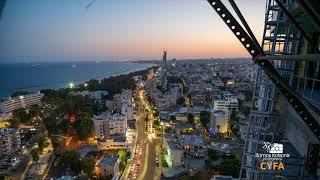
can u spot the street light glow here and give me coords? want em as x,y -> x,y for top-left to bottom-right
69,82 -> 74,88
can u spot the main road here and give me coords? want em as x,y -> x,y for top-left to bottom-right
122,89 -> 161,180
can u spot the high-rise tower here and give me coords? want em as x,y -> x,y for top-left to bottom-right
162,50 -> 167,67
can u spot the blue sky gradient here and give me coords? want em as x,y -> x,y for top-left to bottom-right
0,0 -> 266,62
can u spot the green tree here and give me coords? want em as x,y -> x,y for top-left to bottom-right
176,97 -> 185,105
208,149 -> 218,160
11,91 -> 29,97
29,105 -> 42,119
38,136 -> 49,153
200,111 -> 210,127
60,151 -> 82,174
75,112 -> 93,140
187,113 -> 194,124
30,148 -> 39,162
51,136 -> 60,153
43,113 -> 57,135
219,158 -> 240,178
9,119 -> 20,128
81,159 -> 95,176
239,106 -> 250,117
13,109 -> 31,124
86,79 -> 100,91
118,150 -> 127,161
170,115 -> 176,123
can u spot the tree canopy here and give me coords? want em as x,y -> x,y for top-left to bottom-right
219,157 -> 240,178
200,111 -> 210,127
75,112 -> 93,140
10,90 -> 29,97
12,109 -> 30,124
60,151 -> 82,174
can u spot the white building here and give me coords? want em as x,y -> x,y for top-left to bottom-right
210,110 -> 230,134
163,135 -> 183,167
0,128 -> 21,156
71,90 -> 108,102
121,101 -> 133,121
109,113 -> 127,136
0,92 -> 43,114
92,112 -> 127,139
92,112 -> 111,139
98,136 -> 132,150
213,92 -> 238,111
95,155 -> 120,178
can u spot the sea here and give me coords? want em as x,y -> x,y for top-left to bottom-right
0,61 -> 154,98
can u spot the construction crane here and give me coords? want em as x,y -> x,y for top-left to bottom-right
206,0 -> 320,179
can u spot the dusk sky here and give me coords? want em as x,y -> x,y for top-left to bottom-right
0,0 -> 266,62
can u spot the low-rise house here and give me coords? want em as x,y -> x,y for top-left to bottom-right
178,135 -> 206,158
98,136 -> 132,150
174,123 -> 193,135
163,134 -> 183,167
95,155 -> 120,177
175,113 -> 188,123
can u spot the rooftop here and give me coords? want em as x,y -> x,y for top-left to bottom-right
0,128 -> 18,138
211,110 -> 228,116
178,135 -> 204,146
92,112 -> 111,121
174,123 -> 193,130
167,140 -> 181,150
112,136 -> 126,142
214,91 -> 238,101
97,155 -> 119,168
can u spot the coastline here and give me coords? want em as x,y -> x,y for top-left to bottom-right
2,62 -> 155,98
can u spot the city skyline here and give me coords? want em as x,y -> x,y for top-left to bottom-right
0,0 -> 265,62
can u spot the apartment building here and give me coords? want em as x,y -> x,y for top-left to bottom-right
0,92 -> 43,114
210,110 -> 230,134
0,128 -> 21,157
121,101 -> 133,121
92,112 -> 111,139
92,112 -> 127,139
213,92 -> 238,111
109,113 -> 127,136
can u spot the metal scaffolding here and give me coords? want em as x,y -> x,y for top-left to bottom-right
206,0 -> 320,179
240,0 -> 306,179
